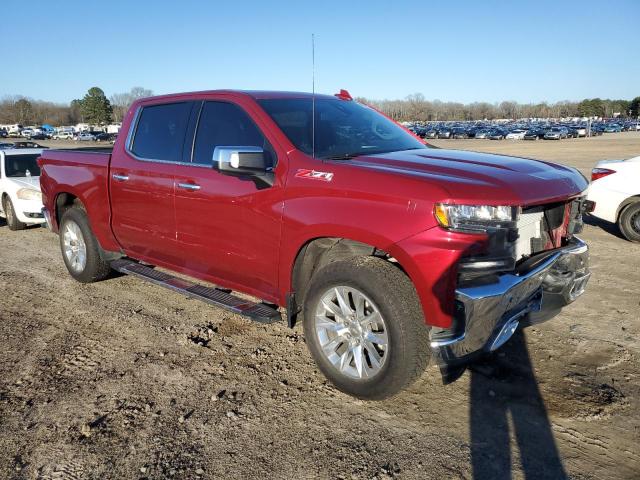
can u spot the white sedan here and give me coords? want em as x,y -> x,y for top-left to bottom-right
505,129 -> 526,140
587,155 -> 640,242
0,148 -> 45,230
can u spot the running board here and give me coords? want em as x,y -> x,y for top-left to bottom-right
111,259 -> 282,323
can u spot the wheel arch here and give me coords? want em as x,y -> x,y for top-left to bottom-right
616,195 -> 640,222
287,236 -> 412,327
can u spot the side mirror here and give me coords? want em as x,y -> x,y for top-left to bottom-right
213,146 -> 267,176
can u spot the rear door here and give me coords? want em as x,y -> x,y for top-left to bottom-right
172,99 -> 283,300
110,101 -> 195,266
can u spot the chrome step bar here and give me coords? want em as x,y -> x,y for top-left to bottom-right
111,259 -> 282,324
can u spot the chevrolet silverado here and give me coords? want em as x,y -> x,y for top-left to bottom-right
38,90 -> 591,399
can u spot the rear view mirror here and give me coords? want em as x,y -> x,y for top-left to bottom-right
213,146 -> 267,176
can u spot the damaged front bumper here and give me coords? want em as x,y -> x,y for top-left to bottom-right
430,236 -> 590,378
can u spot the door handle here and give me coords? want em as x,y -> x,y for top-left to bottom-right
112,174 -> 129,181
177,183 -> 201,191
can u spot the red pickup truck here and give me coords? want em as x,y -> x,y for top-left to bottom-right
38,90 -> 591,399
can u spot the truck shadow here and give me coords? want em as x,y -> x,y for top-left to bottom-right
468,329 -> 567,479
583,214 -> 626,241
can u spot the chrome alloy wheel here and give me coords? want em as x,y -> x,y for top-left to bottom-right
314,286 -> 389,379
63,220 -> 87,273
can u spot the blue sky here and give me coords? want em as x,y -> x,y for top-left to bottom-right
3,0 -> 638,104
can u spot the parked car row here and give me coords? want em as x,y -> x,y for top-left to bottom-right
408,119 -> 639,141
0,127 -> 117,143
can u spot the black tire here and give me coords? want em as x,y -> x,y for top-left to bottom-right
59,206 -> 112,282
3,196 -> 26,231
303,256 -> 430,400
618,202 -> 640,243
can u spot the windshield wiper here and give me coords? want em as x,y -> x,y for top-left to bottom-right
323,153 -> 364,160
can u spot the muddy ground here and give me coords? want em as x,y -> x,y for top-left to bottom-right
1,133 -> 639,479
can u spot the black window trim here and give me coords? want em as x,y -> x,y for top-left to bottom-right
126,99 -> 278,170
187,99 -> 276,169
125,101 -> 197,166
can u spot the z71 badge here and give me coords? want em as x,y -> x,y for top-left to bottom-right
295,169 -> 334,182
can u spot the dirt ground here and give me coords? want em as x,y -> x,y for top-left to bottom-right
1,133 -> 639,479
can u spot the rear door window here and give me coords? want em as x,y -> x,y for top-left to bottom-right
131,102 -> 193,161
192,101 -> 274,167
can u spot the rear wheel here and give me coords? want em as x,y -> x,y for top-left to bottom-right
59,207 -> 112,282
303,256 -> 430,399
3,197 -> 26,231
618,202 -> 640,243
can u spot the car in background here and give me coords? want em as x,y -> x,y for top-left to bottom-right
603,124 -> 622,133
588,155 -> 640,242
474,129 -> 490,139
53,131 -> 74,140
566,127 -> 579,139
544,127 -> 568,140
523,128 -> 545,140
572,126 -> 587,137
94,132 -> 116,142
11,141 -> 48,149
505,129 -> 526,140
27,132 -> 48,140
425,129 -> 438,139
0,142 -> 14,149
437,128 -> 452,139
451,128 -> 469,139
0,148 -> 45,230
0,129 -> 7,138
75,132 -> 96,141
488,129 -> 506,140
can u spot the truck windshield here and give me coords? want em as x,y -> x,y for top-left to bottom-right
4,154 -> 41,177
258,98 -> 426,159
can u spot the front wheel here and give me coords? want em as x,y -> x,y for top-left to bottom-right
618,202 -> 640,242
3,197 -> 26,231
303,256 -> 430,399
59,207 -> 112,282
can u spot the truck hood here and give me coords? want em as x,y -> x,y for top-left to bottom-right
345,148 -> 588,205
8,176 -> 41,191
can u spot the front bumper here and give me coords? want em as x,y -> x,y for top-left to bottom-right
430,237 -> 589,371
14,198 -> 46,224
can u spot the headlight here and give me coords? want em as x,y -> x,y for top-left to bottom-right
16,188 -> 42,201
434,203 -> 520,232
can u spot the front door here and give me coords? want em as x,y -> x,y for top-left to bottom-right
173,100 -> 283,300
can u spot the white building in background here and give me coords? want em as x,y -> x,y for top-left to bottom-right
106,124 -> 121,134
73,123 -> 121,133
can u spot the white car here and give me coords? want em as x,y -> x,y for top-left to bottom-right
505,129 -> 526,140
0,148 -> 45,230
53,131 -> 74,140
587,155 -> 640,242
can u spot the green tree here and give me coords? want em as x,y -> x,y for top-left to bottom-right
79,87 -> 113,124
629,97 -> 640,117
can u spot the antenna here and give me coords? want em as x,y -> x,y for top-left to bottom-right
312,33 -> 316,159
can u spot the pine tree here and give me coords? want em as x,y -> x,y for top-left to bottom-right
79,87 -> 113,125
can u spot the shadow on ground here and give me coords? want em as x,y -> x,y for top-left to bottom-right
468,330 -> 567,479
584,214 -> 626,241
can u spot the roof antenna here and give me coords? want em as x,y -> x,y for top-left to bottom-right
312,33 -> 316,159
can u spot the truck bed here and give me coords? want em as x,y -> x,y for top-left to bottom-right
38,148 -> 116,250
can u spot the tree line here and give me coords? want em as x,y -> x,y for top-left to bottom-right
357,94 -> 640,122
0,86 -> 153,126
1,88 -> 639,125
